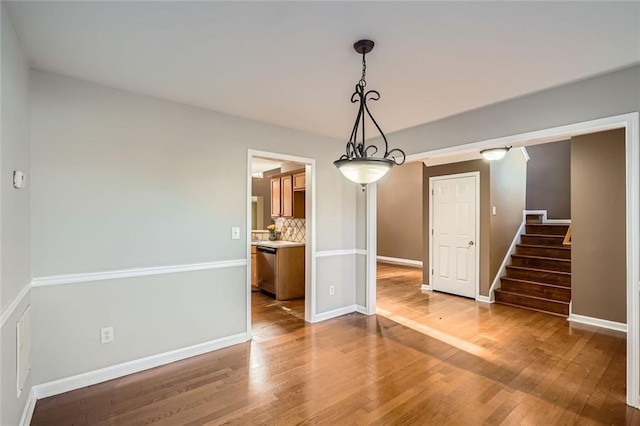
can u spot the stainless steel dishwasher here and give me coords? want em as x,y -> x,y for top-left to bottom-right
256,245 -> 277,295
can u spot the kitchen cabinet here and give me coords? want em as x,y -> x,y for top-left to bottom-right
293,171 -> 305,191
271,169 -> 305,219
270,178 -> 281,217
281,174 -> 293,217
256,245 -> 305,300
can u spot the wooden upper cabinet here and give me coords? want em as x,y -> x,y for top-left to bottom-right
281,175 -> 293,217
271,170 -> 305,219
293,172 -> 306,191
271,178 -> 281,217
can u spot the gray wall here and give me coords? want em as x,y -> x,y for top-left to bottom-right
377,161 -> 423,261
571,129 -> 626,323
362,65 -> 639,302
386,65 -> 640,156
490,149 -> 528,282
1,5 -> 33,424
526,140 -> 571,219
423,160 -> 491,294
29,71 -> 359,385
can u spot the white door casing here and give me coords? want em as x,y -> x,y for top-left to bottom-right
430,173 -> 479,298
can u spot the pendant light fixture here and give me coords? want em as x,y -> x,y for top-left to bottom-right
480,146 -> 511,161
334,39 -> 405,185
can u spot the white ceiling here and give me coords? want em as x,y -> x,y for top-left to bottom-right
6,1 -> 640,140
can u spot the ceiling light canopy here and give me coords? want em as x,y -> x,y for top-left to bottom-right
334,40 -> 405,186
480,147 -> 511,161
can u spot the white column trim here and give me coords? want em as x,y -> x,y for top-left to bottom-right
365,183 -> 377,316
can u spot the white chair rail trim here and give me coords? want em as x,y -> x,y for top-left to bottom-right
0,283 -> 31,329
31,259 -> 247,287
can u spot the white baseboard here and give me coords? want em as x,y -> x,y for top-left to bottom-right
312,305 -> 356,322
476,295 -> 493,304
33,332 -> 249,400
19,387 -> 37,426
355,304 -> 368,314
568,313 -> 627,333
421,284 -> 432,291
376,256 -> 423,268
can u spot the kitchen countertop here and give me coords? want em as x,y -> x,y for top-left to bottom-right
252,240 -> 306,248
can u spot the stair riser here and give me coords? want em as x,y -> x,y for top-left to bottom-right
526,214 -> 543,224
495,291 -> 569,316
511,257 -> 571,272
500,279 -> 571,302
506,267 -> 571,286
525,224 -> 569,236
521,235 -> 565,246
516,246 -> 571,259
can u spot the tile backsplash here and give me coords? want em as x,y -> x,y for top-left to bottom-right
275,218 -> 306,243
250,218 -> 306,243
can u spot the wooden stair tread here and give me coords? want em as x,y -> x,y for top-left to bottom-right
506,265 -> 571,276
492,300 -> 569,318
522,233 -> 565,239
500,277 -> 571,290
495,288 -> 569,304
517,244 -> 571,251
511,254 -> 571,263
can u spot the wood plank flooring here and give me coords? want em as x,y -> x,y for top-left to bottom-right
31,263 -> 638,425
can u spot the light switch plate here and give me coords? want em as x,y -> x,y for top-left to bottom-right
13,171 -> 25,189
231,227 -> 240,240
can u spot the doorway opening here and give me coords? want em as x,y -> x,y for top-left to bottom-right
369,112 -> 639,408
246,150 -> 315,337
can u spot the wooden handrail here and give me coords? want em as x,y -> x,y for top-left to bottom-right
563,224 -> 572,246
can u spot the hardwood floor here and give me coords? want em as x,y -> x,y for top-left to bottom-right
31,264 -> 638,425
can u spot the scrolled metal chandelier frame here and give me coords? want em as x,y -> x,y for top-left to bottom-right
334,39 -> 406,186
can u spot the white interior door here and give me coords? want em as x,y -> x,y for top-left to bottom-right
431,174 -> 478,298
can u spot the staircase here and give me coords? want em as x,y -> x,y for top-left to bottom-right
494,214 -> 571,316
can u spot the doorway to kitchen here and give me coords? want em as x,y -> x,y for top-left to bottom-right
246,150 -> 315,337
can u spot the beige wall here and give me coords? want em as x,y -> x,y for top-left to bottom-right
526,140 -> 571,219
377,162 -> 423,261
490,149 -> 528,282
423,160 -> 491,294
571,129 -> 626,323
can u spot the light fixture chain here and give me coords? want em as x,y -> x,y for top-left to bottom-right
359,53 -> 367,87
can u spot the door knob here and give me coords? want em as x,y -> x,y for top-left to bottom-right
469,241 -> 474,246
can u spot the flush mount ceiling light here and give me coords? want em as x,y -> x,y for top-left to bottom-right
480,146 -> 511,161
334,39 -> 405,186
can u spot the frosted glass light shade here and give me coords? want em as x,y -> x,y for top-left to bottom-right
334,157 -> 394,184
480,147 -> 509,161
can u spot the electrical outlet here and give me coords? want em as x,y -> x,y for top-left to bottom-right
329,285 -> 335,296
101,327 -> 114,344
